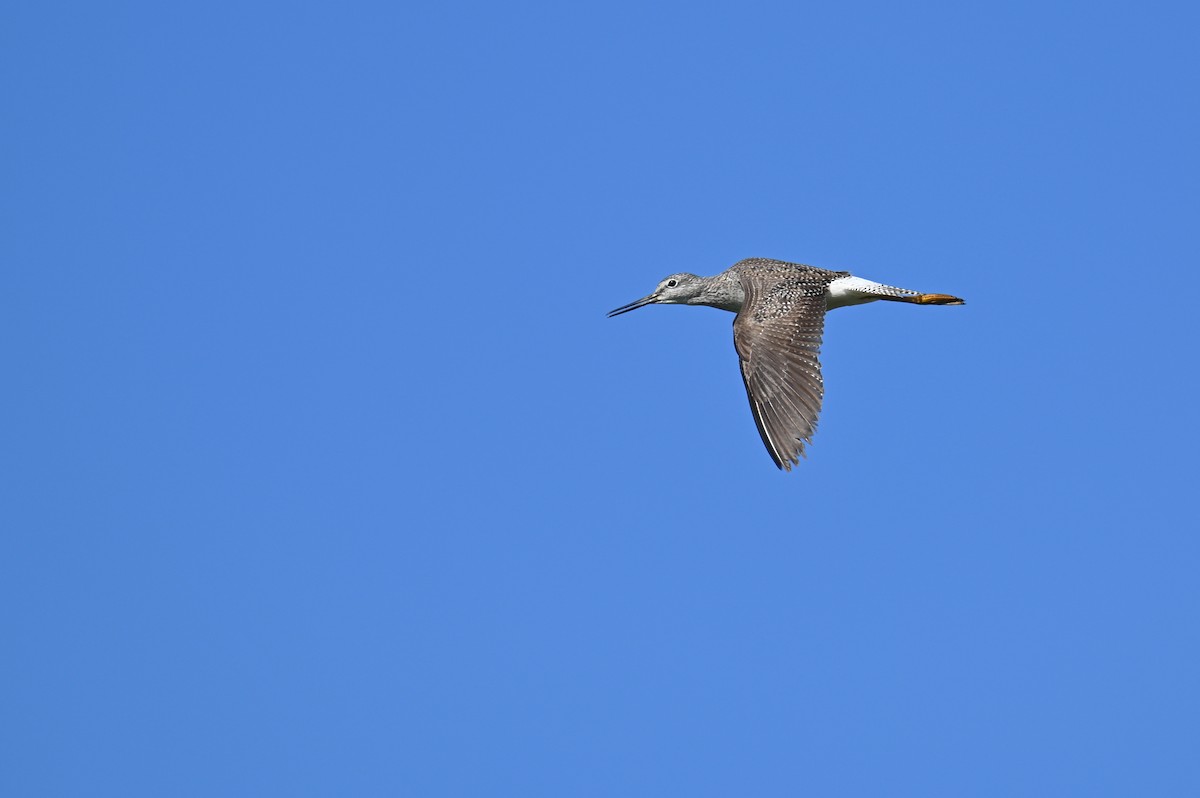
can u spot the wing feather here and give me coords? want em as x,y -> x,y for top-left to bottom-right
732,263 -> 834,470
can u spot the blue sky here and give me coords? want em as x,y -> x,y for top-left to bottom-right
4,1 -> 1199,795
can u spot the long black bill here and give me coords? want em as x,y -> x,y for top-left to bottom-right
607,295 -> 657,318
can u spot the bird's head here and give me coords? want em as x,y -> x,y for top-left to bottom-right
607,273 -> 705,317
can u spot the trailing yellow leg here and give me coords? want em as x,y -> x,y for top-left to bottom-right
914,293 -> 965,305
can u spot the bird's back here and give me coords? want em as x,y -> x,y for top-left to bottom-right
728,258 -> 847,323
729,257 -> 847,281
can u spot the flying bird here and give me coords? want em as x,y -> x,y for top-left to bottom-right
608,257 -> 964,470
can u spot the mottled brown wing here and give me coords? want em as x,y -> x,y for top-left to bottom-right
732,271 -> 831,470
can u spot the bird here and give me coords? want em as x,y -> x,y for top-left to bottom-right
608,257 -> 964,470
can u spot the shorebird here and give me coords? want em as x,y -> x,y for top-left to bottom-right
608,257 -> 964,470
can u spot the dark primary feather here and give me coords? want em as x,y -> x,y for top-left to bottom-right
730,259 -> 845,470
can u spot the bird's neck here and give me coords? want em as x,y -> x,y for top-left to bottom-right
691,273 -> 745,313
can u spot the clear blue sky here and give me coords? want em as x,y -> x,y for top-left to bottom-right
4,1 -> 1199,795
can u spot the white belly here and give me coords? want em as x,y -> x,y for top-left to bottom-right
826,276 -> 886,310
826,275 -> 921,310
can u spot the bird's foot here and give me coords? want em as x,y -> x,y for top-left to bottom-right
915,293 -> 965,305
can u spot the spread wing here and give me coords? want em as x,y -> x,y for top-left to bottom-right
732,268 -> 832,470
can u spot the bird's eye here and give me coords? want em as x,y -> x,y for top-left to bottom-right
667,279 -> 678,288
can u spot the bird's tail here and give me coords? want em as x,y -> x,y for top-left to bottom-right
828,276 -> 965,308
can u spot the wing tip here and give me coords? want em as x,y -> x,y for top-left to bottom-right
769,438 -> 811,472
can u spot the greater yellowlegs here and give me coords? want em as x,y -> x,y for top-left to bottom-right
608,257 -> 964,470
